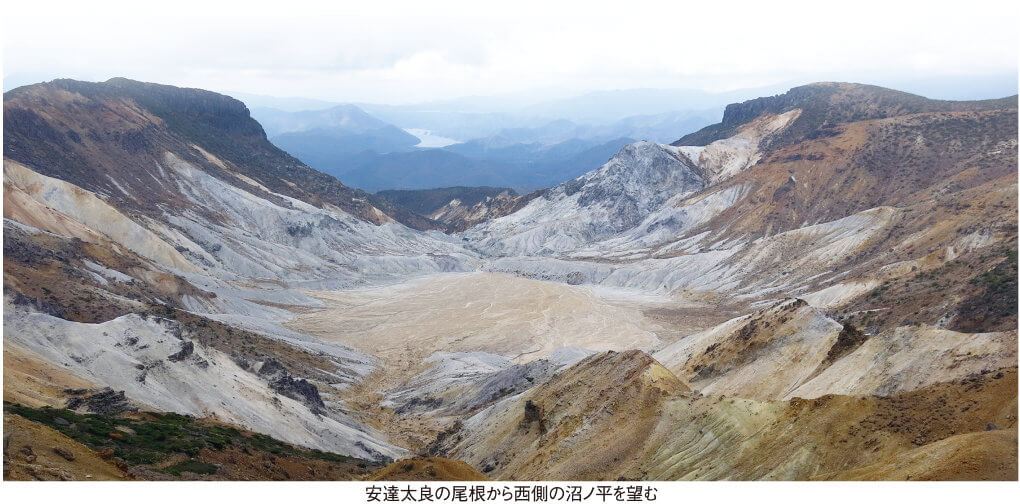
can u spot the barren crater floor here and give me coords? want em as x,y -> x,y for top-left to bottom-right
288,272 -> 674,368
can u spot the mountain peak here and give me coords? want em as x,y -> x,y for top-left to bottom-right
581,140 -> 698,183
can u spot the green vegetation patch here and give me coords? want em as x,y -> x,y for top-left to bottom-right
4,402 -> 358,467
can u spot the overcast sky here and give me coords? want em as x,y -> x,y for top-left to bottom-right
3,0 -> 1018,104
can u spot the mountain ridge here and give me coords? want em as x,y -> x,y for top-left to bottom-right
674,81 -> 1018,149
3,77 -> 439,230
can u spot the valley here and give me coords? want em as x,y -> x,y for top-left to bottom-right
3,78 -> 1017,481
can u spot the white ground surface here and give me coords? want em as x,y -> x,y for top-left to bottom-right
3,307 -> 404,460
287,271 -> 669,366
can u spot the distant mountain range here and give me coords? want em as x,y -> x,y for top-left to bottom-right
283,136 -> 632,193
252,104 -> 409,138
250,100 -> 718,192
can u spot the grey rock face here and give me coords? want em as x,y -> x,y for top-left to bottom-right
64,388 -> 133,414
463,141 -> 706,256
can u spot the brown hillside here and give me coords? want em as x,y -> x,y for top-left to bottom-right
366,457 -> 488,481
439,349 -> 1016,481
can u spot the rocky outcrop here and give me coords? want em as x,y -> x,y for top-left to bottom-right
269,376 -> 326,411
64,388 -> 133,414
257,359 -> 287,377
518,400 -> 546,434
52,447 -> 75,461
258,359 -> 326,411
822,323 -> 869,365
167,341 -> 194,362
